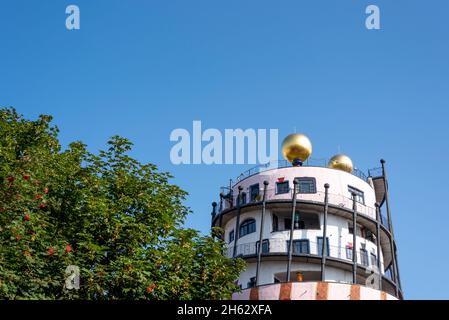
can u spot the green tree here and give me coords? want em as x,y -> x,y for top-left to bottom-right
0,107 -> 244,300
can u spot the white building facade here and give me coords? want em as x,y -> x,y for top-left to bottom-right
211,159 -> 402,300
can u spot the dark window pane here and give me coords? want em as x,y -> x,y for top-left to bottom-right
295,240 -> 309,254
239,219 -> 256,238
256,239 -> 270,254
348,186 -> 365,205
272,215 -> 279,232
229,230 -> 234,243
317,237 -> 330,256
287,240 -> 310,254
237,192 -> 247,205
276,181 -> 290,194
360,249 -> 369,266
250,184 -> 260,202
346,247 -> 353,260
296,178 -> 316,194
284,218 -> 291,230
370,253 -> 377,266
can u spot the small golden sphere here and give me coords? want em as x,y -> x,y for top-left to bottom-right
328,154 -> 353,173
281,133 -> 312,163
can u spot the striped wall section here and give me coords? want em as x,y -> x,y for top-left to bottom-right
232,282 -> 398,300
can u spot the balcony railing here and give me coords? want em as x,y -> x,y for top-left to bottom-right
227,239 -> 382,272
219,188 -> 377,220
223,159 -> 369,188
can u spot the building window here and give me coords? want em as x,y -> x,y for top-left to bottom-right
295,177 -> 316,194
287,239 -> 310,254
239,219 -> 256,238
256,239 -> 270,254
346,246 -> 353,260
276,181 -> 290,194
317,237 -> 330,256
348,186 -> 365,205
237,192 -> 247,206
360,249 -> 369,266
229,230 -> 234,243
272,214 -> 279,232
250,184 -> 260,202
247,277 -> 256,288
370,252 -> 378,267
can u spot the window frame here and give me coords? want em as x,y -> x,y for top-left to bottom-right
370,252 -> 378,267
286,239 -> 310,254
237,192 -> 247,206
249,184 -> 260,202
346,246 -> 353,260
228,229 -> 235,243
256,239 -> 270,254
360,248 -> 369,266
295,177 -> 317,194
348,185 -> 365,205
317,236 -> 330,256
276,180 -> 290,194
239,219 -> 256,238
272,214 -> 279,232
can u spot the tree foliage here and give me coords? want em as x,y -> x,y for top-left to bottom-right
0,108 -> 244,299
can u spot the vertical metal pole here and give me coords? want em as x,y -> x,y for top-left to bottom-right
218,194 -> 224,239
219,193 -> 224,214
255,181 -> 269,286
381,159 -> 401,296
375,203 -> 382,291
211,201 -> 217,236
352,193 -> 357,284
286,179 -> 298,282
232,186 -> 243,258
320,184 -> 329,281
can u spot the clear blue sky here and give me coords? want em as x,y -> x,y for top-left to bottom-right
1,0 -> 448,299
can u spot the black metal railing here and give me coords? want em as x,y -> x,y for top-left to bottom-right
227,239 -> 382,272
226,159 -> 369,188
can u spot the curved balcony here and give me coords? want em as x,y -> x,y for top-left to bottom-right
228,239 -> 379,267
214,188 -> 390,230
226,238 -> 402,299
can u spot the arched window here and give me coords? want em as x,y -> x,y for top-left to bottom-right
239,219 -> 256,238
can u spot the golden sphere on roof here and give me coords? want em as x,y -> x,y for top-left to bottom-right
281,133 -> 312,164
328,154 -> 353,173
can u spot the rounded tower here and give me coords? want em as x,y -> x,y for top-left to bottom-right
211,134 -> 402,300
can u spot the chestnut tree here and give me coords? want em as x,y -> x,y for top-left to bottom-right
0,108 -> 244,299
